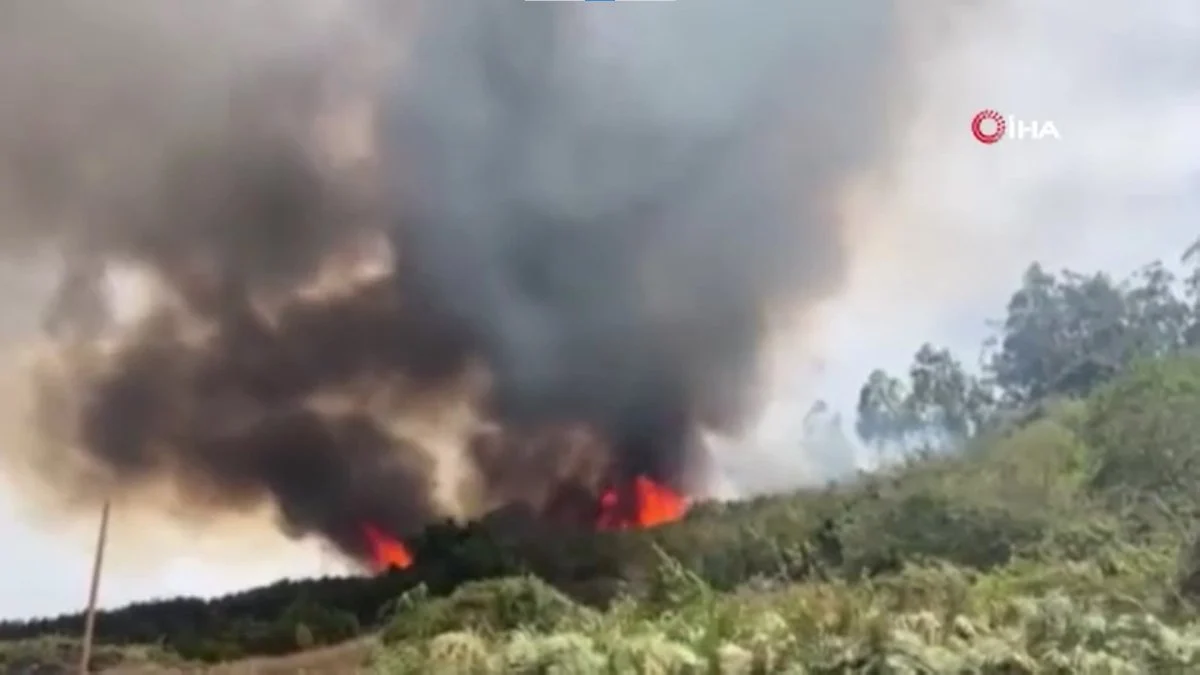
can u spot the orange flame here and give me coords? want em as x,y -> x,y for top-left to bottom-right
361,523 -> 413,571
596,475 -> 687,530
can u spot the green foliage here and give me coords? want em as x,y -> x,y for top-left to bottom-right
381,577 -> 596,643
1085,355 -> 1200,513
367,553 -> 1200,673
857,344 -> 994,448
0,635 -> 180,673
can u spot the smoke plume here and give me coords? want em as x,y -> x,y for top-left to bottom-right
0,0 -> 920,562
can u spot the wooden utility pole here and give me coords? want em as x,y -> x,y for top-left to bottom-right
78,500 -> 111,675
45,248 -> 115,675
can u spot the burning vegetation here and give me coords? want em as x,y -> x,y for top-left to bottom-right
596,476 -> 688,531
361,523 -> 414,571
361,473 -> 688,571
0,0 -> 907,573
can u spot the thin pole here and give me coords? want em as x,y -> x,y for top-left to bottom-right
79,500 -> 111,675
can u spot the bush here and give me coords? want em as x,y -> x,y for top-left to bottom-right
381,577 -> 595,643
0,636 -> 180,673
366,553 -> 1200,673
1085,356 -> 1200,515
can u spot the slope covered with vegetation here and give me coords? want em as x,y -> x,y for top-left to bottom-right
7,245 -> 1200,672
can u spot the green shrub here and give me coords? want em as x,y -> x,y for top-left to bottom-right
382,577 -> 595,643
0,636 -> 180,673
1085,356 -> 1200,514
366,553 -> 1200,673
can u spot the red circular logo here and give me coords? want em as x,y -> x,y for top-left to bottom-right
971,109 -> 1005,144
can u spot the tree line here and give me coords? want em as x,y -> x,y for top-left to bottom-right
855,241 -> 1200,450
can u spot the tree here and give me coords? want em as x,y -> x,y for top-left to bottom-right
855,345 -> 993,451
984,264 -> 1131,403
1083,355 -> 1200,513
799,400 -> 858,476
1124,261 -> 1189,355
985,261 -> 1190,406
856,368 -> 913,449
1180,239 -> 1200,346
905,343 -> 994,439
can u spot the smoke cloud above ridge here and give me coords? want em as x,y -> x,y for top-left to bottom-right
0,0 -> 930,562
384,1 -> 909,479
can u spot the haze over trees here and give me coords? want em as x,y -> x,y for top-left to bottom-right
855,242 -> 1200,452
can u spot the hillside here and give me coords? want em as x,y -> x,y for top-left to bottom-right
7,248 -> 1200,672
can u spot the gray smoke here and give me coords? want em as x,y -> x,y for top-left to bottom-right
0,0 -> 921,558
385,0 -> 905,482
0,0 -> 379,288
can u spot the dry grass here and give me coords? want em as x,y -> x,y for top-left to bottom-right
102,638 -> 374,675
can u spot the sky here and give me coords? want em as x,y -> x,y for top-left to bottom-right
2,0 -> 1200,621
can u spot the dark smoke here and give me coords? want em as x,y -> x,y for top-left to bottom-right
384,0 -> 904,487
0,0 -> 914,561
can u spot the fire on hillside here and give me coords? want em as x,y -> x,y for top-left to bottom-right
360,473 -> 688,571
